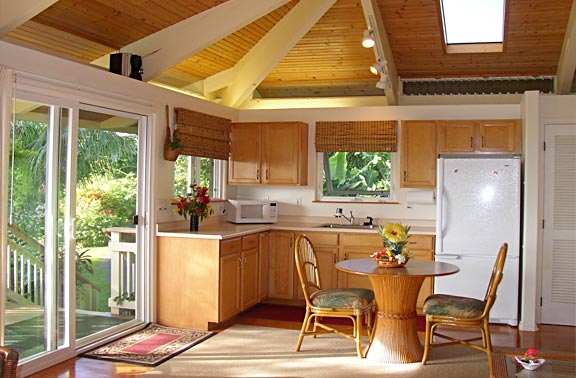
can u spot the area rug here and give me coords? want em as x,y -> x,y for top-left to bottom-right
81,323 -> 214,366
146,324 -> 491,377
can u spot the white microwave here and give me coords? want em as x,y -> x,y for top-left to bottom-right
225,200 -> 278,224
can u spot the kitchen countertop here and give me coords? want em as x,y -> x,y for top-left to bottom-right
156,221 -> 435,240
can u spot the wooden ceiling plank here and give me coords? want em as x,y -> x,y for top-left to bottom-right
218,0 -> 338,108
556,0 -> 576,94
361,0 -> 399,105
0,0 -> 57,37
90,0 -> 291,80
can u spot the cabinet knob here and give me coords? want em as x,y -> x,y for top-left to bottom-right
238,258 -> 242,269
256,169 -> 260,180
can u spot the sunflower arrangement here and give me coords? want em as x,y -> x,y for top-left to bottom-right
370,222 -> 413,264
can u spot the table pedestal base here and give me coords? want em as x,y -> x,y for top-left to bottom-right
366,311 -> 423,363
366,275 -> 425,363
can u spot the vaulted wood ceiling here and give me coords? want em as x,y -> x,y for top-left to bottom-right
2,0 -> 574,109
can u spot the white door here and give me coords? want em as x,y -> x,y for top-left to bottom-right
541,124 -> 576,325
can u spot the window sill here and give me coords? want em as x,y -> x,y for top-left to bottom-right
312,200 -> 399,204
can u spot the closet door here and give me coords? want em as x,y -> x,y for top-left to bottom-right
541,124 -> 576,325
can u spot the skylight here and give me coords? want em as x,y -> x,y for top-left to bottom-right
440,0 -> 505,52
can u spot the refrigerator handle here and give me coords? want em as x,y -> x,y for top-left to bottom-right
435,158 -> 444,254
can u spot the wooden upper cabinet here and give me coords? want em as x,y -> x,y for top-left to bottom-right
437,119 -> 521,154
400,121 -> 437,188
437,121 -> 475,153
228,123 -> 262,184
478,120 -> 521,153
228,122 -> 308,185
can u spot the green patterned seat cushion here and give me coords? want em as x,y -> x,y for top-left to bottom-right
423,294 -> 485,318
310,288 -> 374,309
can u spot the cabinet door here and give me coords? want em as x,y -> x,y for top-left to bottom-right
437,121 -> 475,153
228,123 -> 262,184
219,252 -> 241,320
262,122 -> 307,185
258,232 -> 269,301
241,247 -> 259,309
407,235 -> 435,311
401,121 -> 437,188
268,231 -> 295,299
477,120 -> 520,153
339,233 -> 382,290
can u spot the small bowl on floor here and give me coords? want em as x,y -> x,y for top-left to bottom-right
514,356 -> 546,370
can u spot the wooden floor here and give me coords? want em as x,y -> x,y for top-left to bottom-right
27,305 -> 576,378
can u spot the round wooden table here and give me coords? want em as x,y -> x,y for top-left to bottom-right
336,258 -> 459,363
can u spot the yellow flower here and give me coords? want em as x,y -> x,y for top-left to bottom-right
382,223 -> 407,243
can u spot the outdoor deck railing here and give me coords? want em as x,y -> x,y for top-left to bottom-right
6,223 -> 100,311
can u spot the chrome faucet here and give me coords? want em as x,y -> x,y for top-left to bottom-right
335,208 -> 355,225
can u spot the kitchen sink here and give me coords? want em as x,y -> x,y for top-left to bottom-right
315,223 -> 376,230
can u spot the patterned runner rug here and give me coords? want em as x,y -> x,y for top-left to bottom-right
81,324 -> 214,366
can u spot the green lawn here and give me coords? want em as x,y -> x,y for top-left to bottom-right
77,247 -> 112,312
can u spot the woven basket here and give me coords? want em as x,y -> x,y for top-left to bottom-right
375,257 -> 409,268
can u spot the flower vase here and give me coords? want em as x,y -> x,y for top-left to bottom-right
189,215 -> 199,232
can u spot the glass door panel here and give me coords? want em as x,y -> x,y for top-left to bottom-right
4,100 -> 70,359
74,106 -> 140,345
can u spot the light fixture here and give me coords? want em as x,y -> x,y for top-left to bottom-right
376,73 -> 389,90
369,59 -> 388,75
362,30 -> 375,48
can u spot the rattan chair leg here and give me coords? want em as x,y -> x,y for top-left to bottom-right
421,319 -> 433,364
296,309 -> 312,351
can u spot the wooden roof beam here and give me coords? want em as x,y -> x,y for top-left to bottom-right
218,0 -> 337,108
90,0 -> 291,80
0,0 -> 57,37
556,0 -> 576,94
360,0 -> 399,105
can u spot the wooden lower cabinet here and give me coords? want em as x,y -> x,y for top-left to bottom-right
157,232 -> 263,330
268,231 -> 295,300
258,232 -> 270,301
406,235 -> 435,311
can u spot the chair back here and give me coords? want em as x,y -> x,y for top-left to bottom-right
482,243 -> 508,317
294,235 -> 322,306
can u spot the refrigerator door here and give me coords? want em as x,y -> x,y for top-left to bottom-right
436,158 -> 521,257
435,255 -> 519,326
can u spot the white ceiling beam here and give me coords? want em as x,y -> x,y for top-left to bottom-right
91,0 -> 291,80
0,0 -> 57,37
556,0 -> 576,94
360,0 -> 399,105
219,0 -> 337,108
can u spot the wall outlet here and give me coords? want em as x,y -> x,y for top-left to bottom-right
296,197 -> 302,205
157,199 -> 170,212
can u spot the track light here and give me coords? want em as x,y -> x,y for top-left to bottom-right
362,30 -> 375,48
376,73 -> 389,90
369,59 -> 388,75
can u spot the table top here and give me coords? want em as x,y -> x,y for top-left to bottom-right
336,258 -> 460,278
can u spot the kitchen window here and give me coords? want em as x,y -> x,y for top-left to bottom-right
174,155 -> 225,199
315,120 -> 398,201
320,152 -> 392,200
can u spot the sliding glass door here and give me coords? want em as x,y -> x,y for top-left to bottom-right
3,95 -> 146,366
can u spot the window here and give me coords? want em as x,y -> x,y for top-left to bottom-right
321,152 -> 392,199
174,155 -> 224,199
440,0 -> 505,53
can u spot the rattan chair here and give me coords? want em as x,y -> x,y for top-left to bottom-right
294,234 -> 375,358
0,346 -> 19,378
421,243 -> 508,375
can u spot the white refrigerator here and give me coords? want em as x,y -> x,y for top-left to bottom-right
435,157 -> 521,326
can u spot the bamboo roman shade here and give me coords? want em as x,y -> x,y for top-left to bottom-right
173,107 -> 232,160
315,120 -> 398,152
